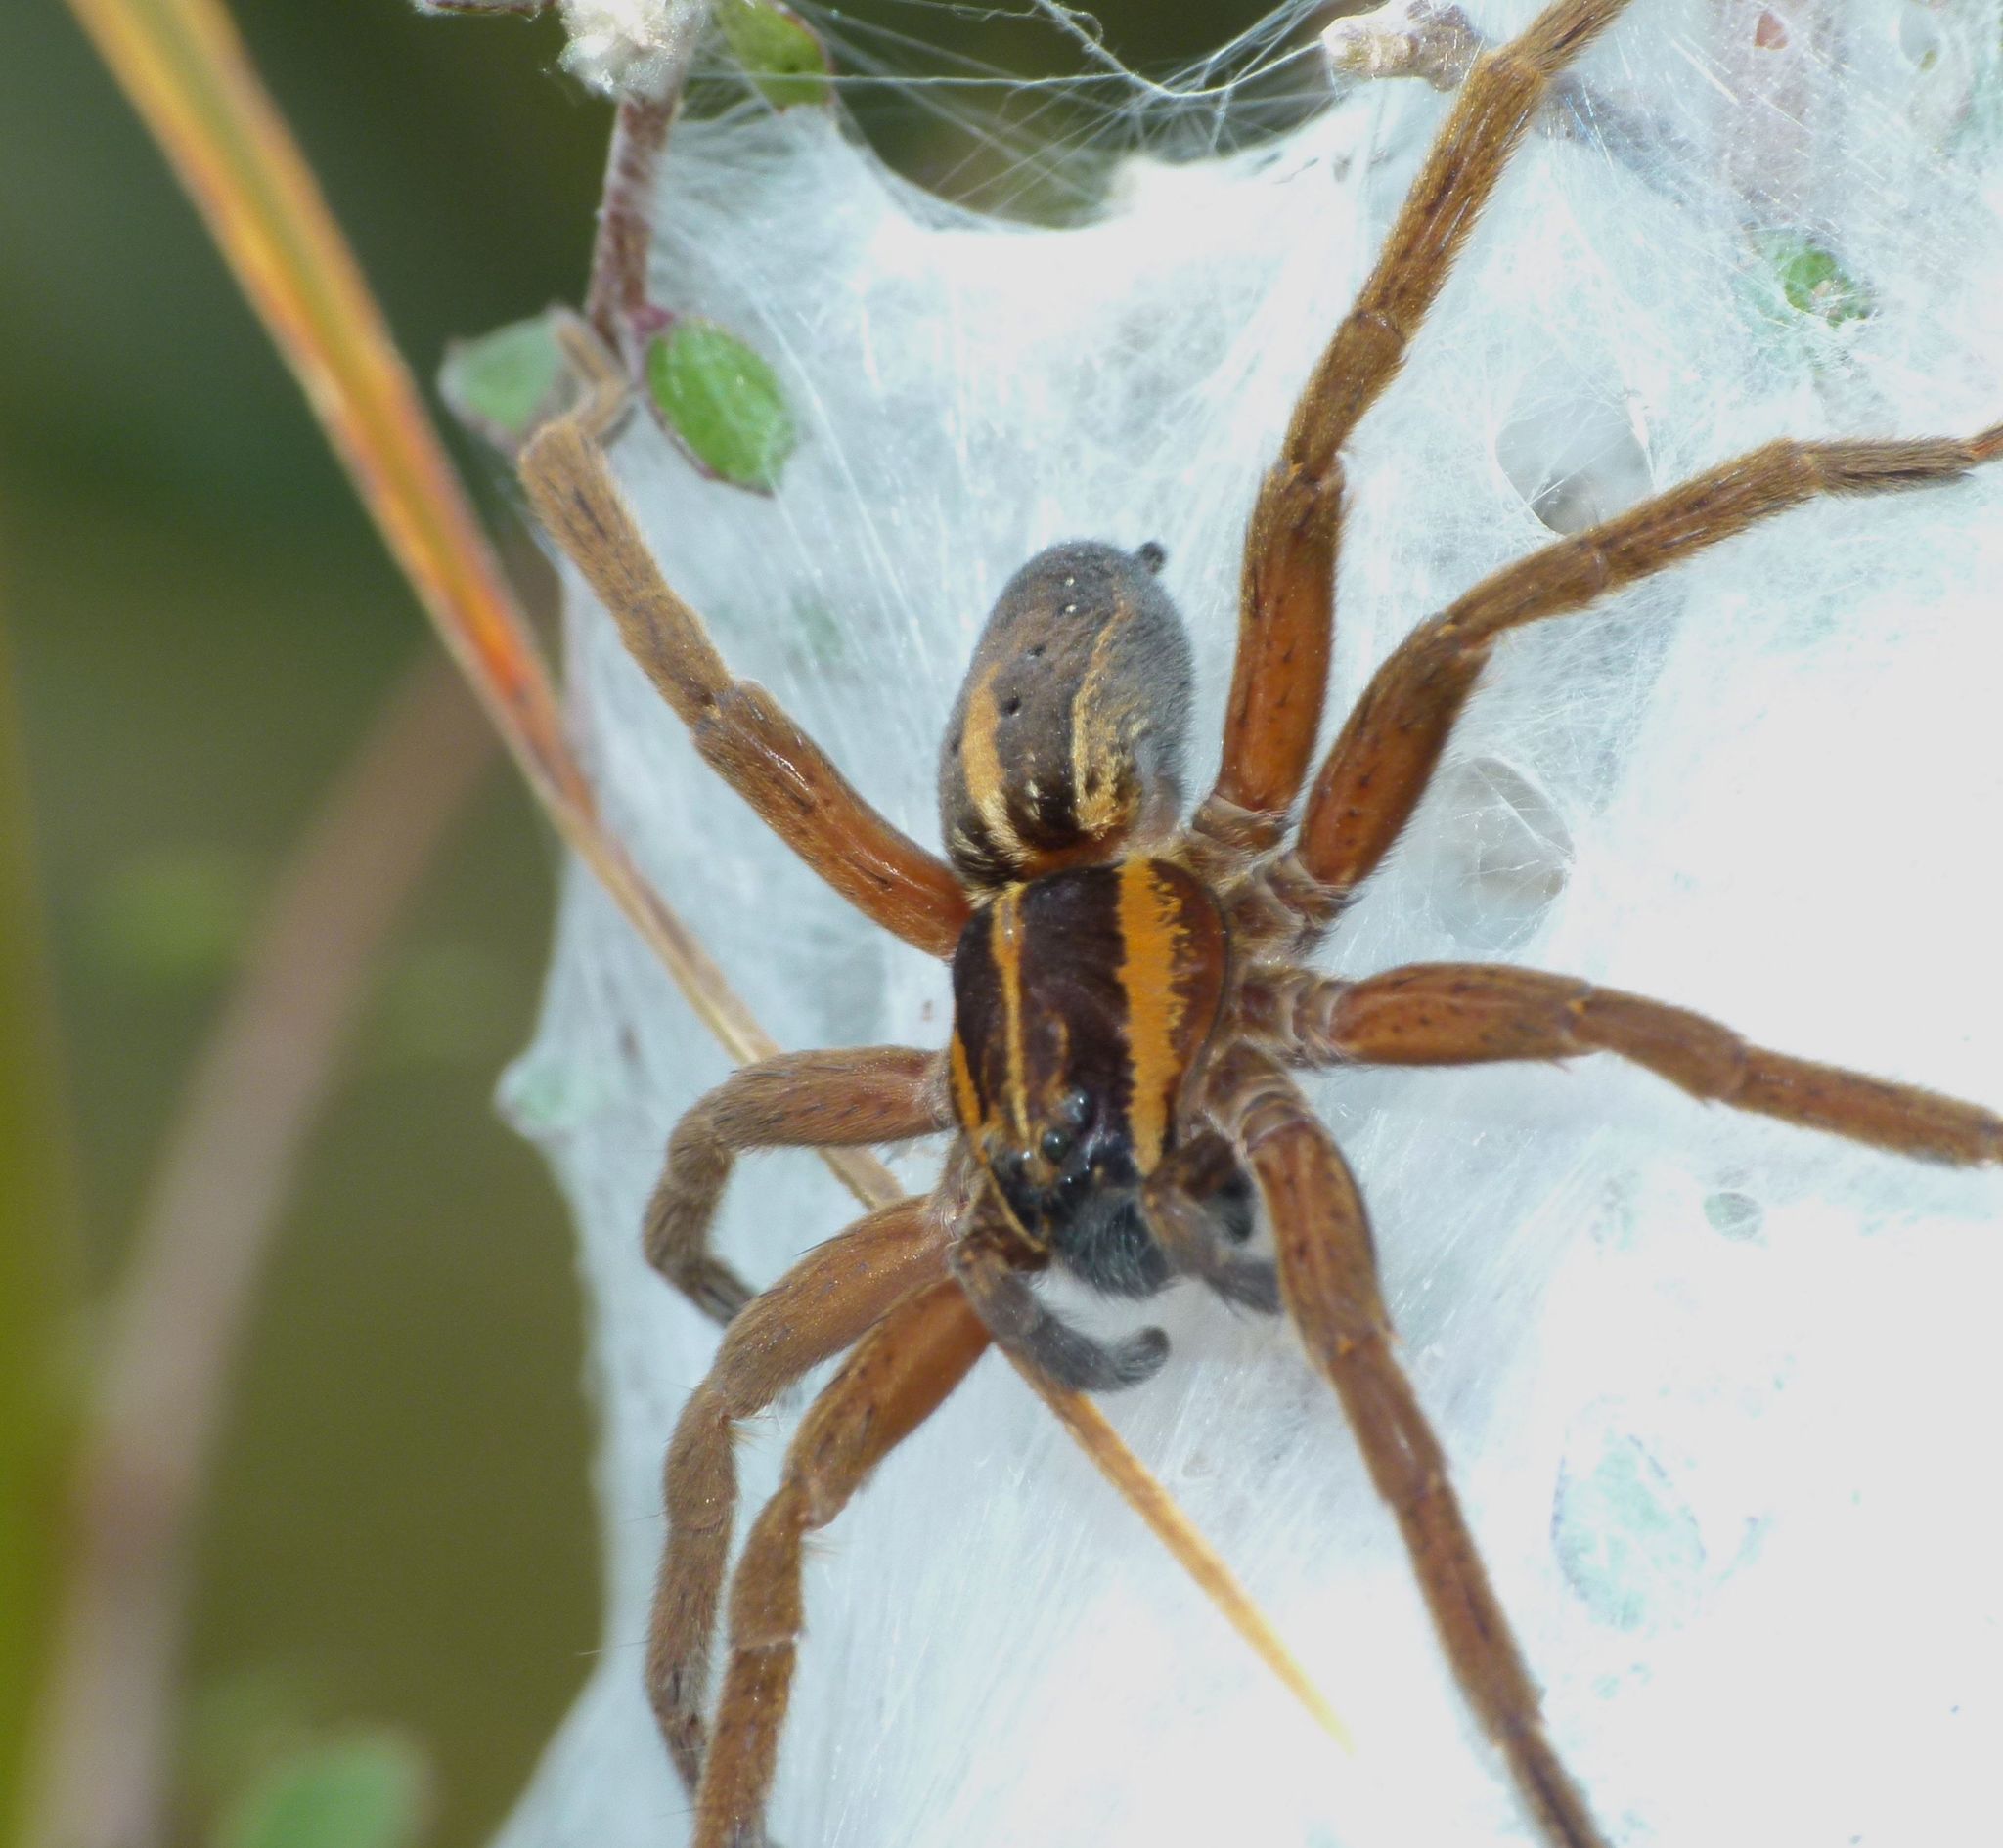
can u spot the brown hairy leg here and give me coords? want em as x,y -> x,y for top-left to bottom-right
1139,1131 -> 1282,1314
518,321 -> 971,958
1209,0 -> 1635,829
649,1193 -> 951,1801
1209,1043 -> 1610,1848
1248,963 -> 2003,1165
1291,423 -> 2003,902
695,1278 -> 991,1848
645,1045 -> 947,1322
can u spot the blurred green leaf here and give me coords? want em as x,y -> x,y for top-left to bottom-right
645,320 -> 797,492
85,846 -> 257,988
439,316 -> 566,456
1757,233 -> 1872,327
0,627 -> 84,1848
716,0 -> 833,110
185,1664 -> 326,1813
214,1732 -> 428,1848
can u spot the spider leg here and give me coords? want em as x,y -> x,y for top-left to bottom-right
650,1191 -> 950,1803
1208,0 -> 1635,836
1141,1130 -> 1282,1315
695,1278 -> 990,1848
647,1045 -> 948,1323
1209,1043 -> 1611,1848
1289,422 -> 2003,905
1250,963 -> 2003,1165
518,320 -> 971,959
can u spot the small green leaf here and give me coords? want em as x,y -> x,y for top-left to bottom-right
215,1733 -> 427,1848
645,320 -> 798,491
439,315 -> 566,454
715,0 -> 832,110
1757,233 -> 1872,327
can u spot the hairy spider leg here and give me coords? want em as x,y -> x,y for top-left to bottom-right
1248,964 -> 2003,1165
1139,1131 -> 1283,1314
645,1045 -> 947,1323
1291,426 -> 2003,904
650,1193 -> 951,1803
518,319 -> 971,958
695,1280 -> 991,1848
1211,0 -> 1637,832
1209,1045 -> 1612,1848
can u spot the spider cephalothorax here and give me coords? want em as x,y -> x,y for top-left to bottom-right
950,856 -> 1233,1312
515,0 -> 2003,1841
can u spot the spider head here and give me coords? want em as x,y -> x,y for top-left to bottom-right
939,540 -> 1193,888
980,1084 -> 1135,1220
980,1106 -> 1173,1299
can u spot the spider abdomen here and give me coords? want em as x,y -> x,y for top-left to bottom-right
949,858 -> 1227,1283
938,542 -> 1194,887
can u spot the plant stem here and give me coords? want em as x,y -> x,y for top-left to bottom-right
22,656 -> 493,1848
585,94 -> 676,356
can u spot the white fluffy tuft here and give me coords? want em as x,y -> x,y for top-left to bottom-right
497,5 -> 2003,1843
556,0 -> 704,97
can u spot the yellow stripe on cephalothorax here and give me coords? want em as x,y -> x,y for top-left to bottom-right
948,1029 -> 982,1139
960,667 -> 1023,863
992,884 -> 1030,1142
1117,858 -> 1184,1172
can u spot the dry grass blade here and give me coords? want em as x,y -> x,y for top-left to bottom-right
58,0 -> 1329,1793
1016,1368 -> 1351,1748
54,0 -> 768,1069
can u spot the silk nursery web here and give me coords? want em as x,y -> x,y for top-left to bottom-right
484,3 -> 2003,1845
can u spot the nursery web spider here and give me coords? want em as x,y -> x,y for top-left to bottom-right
517,0 -> 2003,1840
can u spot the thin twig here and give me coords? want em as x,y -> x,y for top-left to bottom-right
23,656 -> 494,1848
585,93 -> 677,353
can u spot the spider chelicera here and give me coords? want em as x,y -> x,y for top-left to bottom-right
517,0 -> 2003,1840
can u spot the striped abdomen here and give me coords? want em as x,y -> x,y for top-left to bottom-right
938,542 -> 1194,888
949,858 -> 1227,1292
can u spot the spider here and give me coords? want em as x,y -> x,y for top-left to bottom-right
516,0 -> 2003,1841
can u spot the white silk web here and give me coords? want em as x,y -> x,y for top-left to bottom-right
492,4 -> 2003,1843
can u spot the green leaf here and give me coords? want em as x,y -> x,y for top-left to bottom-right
86,846 -> 257,987
439,315 -> 566,454
645,320 -> 798,491
715,0 -> 832,110
1757,233 -> 1872,327
214,1733 -> 428,1848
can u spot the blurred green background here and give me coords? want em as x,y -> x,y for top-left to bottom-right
0,2 -> 1273,1845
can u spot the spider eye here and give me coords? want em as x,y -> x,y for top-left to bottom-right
1058,1088 -> 1091,1127
1040,1127 -> 1072,1163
